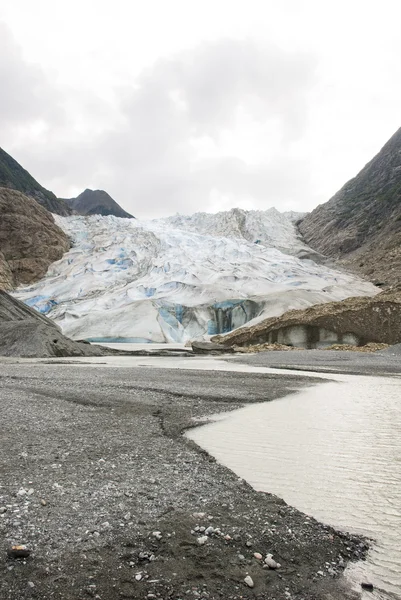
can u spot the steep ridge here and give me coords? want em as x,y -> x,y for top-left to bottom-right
0,148 -> 72,216
299,127 -> 401,285
0,188 -> 70,289
65,188 -> 134,218
15,210 -> 377,343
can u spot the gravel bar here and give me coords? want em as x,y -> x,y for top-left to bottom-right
0,361 -> 368,599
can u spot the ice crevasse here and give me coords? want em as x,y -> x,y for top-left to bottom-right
14,208 -> 378,343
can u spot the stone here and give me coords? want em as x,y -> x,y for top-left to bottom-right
244,576 -> 254,588
264,555 -> 279,569
361,583 -> 374,591
253,552 -> 263,560
152,531 -> 162,541
7,545 -> 31,559
197,536 -> 208,546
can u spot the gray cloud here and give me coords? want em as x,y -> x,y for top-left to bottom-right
2,33 -> 318,217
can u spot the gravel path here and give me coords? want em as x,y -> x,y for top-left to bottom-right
0,362 -> 367,600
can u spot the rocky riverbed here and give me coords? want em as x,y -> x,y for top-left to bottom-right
0,361 -> 371,600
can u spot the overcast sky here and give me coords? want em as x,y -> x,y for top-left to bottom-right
1,0 -> 400,218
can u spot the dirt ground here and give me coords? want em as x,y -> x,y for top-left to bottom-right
0,361 -> 369,600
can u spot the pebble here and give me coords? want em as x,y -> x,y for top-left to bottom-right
253,552 -> 263,560
152,531 -> 162,541
135,573 -> 142,581
197,536 -> 208,546
7,545 -> 31,559
361,582 -> 374,591
245,541 -> 252,547
205,526 -> 214,536
264,555 -> 279,569
40,499 -> 47,507
244,575 -> 254,588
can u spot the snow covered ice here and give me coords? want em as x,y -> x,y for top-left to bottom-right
14,208 -> 377,343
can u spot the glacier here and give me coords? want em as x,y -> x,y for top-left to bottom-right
14,207 -> 378,343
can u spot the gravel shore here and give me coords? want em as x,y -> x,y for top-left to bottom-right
0,360 -> 370,600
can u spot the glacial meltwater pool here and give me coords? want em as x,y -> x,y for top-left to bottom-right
186,374 -> 401,599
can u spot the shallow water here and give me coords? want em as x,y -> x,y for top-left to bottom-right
187,375 -> 401,599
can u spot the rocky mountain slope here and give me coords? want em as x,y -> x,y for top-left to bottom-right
212,288 -> 401,349
0,188 -> 70,289
0,148 -> 72,216
299,127 -> 401,286
14,209 -> 377,343
65,188 -> 134,218
0,289 -> 105,357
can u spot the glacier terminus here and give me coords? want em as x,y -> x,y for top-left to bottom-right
14,208 -> 377,343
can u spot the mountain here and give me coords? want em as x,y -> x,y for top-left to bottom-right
299,127 -> 401,286
15,208 -> 377,343
0,148 -> 72,216
0,188 -> 70,290
65,188 -> 134,218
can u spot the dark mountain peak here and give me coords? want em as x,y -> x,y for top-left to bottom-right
299,126 -> 401,286
0,148 -> 72,216
66,188 -> 134,219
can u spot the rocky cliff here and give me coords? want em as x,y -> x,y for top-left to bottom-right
0,188 -> 70,289
212,289 -> 401,349
299,127 -> 401,286
0,289 -> 106,357
0,148 -> 72,216
65,188 -> 134,218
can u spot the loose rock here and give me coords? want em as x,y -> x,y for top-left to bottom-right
197,536 -> 208,546
244,575 -> 254,588
7,545 -> 31,559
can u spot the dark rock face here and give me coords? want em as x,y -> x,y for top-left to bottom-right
0,148 -> 72,216
299,127 -> 401,286
212,290 -> 401,348
65,189 -> 134,218
0,188 -> 70,289
0,290 -> 104,357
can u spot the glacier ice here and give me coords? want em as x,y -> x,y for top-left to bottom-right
14,208 -> 378,343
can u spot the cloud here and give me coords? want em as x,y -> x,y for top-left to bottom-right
0,22 -> 64,137
2,33 -> 317,217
